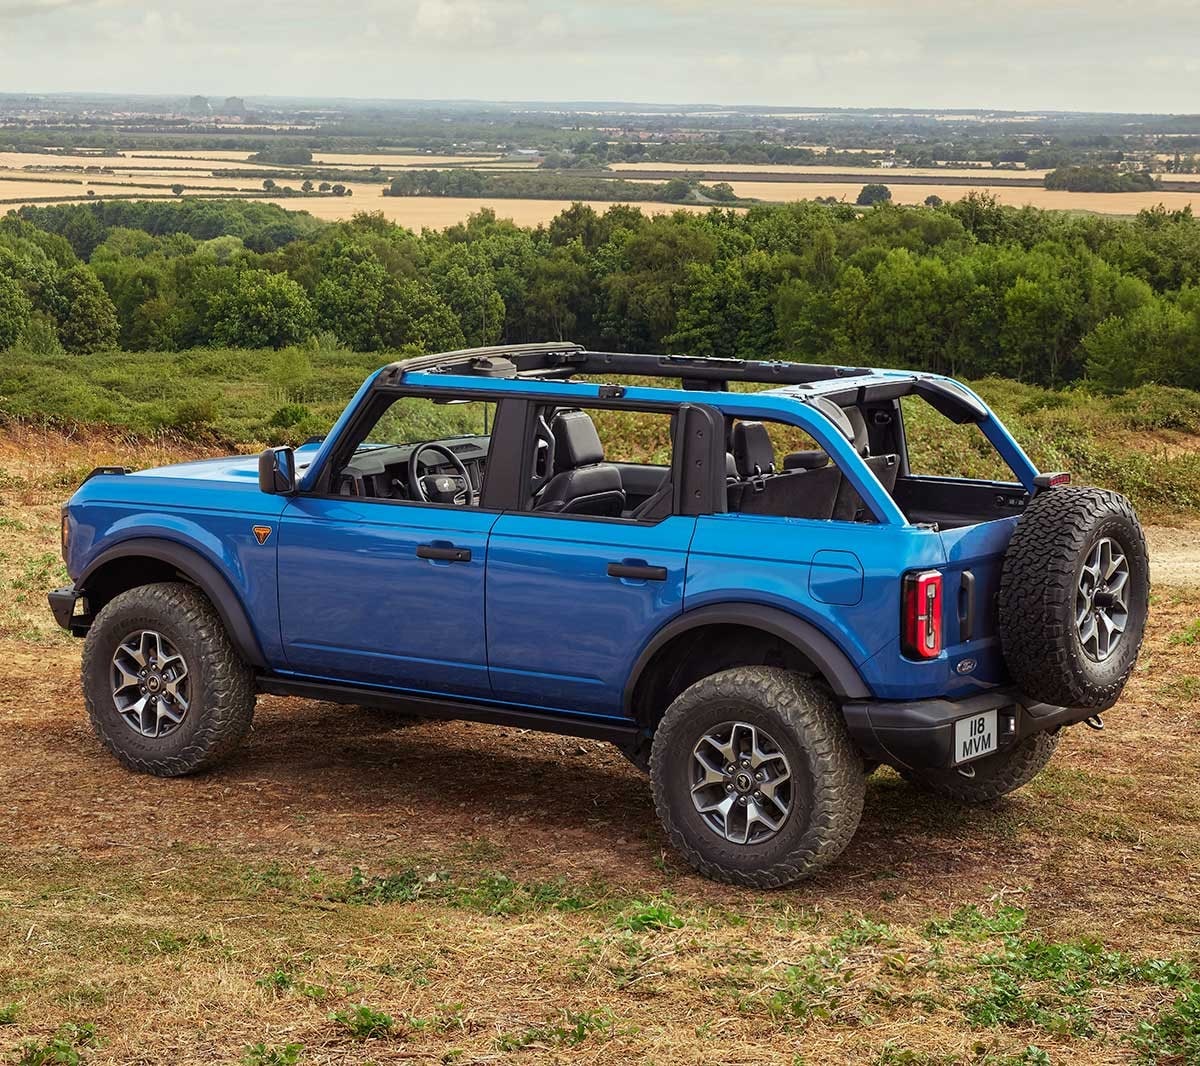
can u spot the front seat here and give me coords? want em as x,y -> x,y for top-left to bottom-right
534,410 -> 626,517
732,421 -> 776,478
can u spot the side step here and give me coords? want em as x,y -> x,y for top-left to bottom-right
257,675 -> 639,745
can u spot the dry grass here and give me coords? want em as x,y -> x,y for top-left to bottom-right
0,429 -> 1198,1065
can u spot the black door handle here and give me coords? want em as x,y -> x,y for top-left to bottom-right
959,570 -> 976,641
607,562 -> 668,581
417,544 -> 471,563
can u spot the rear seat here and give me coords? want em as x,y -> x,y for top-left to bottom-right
725,416 -> 898,522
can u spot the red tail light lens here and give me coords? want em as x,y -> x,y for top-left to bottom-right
902,570 -> 943,659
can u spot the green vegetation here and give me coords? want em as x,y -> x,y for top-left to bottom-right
241,1043 -> 303,1066
330,1004 -> 395,1040
13,1023 -> 98,1066
5,194 -> 1200,394
1044,165 -> 1158,193
248,145 -> 314,167
2,346 -> 1197,511
495,1008 -> 615,1051
856,183 -> 893,206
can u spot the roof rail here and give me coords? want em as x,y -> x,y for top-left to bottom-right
376,341 -> 871,390
379,342 -> 585,385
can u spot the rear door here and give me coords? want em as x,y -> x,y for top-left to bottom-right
485,513 -> 695,714
484,400 -> 714,716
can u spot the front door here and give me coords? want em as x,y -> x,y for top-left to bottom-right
277,496 -> 497,697
276,392 -> 502,698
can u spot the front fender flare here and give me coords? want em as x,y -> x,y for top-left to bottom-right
622,602 -> 871,713
78,537 -> 267,668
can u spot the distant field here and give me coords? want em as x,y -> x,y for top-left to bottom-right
722,180 -> 1200,213
3,146 -> 1200,225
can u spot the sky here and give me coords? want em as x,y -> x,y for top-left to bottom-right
0,0 -> 1198,114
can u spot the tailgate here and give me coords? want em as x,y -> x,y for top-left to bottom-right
937,517 -> 1019,684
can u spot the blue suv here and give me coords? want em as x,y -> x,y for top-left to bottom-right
49,343 -> 1149,886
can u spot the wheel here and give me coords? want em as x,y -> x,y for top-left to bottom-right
999,486 -> 1149,710
649,667 -> 865,888
81,582 -> 256,776
901,731 -> 1059,805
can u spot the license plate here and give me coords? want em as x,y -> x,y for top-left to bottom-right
953,709 -> 998,764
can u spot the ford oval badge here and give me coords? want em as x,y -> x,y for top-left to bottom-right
956,658 -> 977,675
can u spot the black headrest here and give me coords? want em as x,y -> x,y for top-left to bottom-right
551,410 -> 604,469
845,407 -> 870,457
733,421 -> 775,477
783,450 -> 830,471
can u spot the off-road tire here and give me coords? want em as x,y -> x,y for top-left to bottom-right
650,667 -> 865,888
998,486 -> 1148,710
901,731 -> 1059,804
82,582 -> 256,776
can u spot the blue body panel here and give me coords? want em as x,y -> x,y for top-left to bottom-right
486,513 -> 695,713
276,496 -> 499,697
61,360 -> 1043,717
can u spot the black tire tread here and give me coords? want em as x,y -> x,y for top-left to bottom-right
998,486 -> 1148,709
901,731 -> 1059,804
82,582 -> 256,776
650,667 -> 864,888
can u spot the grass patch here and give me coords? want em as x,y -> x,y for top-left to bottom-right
495,1008 -> 615,1052
242,1043 -> 303,1066
330,1004 -> 395,1041
1132,980 -> 1200,1064
13,1023 -> 99,1066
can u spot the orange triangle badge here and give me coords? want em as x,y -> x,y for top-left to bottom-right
252,525 -> 273,545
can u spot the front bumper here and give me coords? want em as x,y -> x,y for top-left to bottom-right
842,689 -> 1092,771
48,586 -> 91,635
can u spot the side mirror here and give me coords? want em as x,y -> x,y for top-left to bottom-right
258,446 -> 297,495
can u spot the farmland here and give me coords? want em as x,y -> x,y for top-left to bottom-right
4,142 -> 1200,227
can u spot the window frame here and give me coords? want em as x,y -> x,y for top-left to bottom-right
302,385 -> 523,513
512,396 -> 726,525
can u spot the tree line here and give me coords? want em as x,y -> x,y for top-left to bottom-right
2,193 -> 1199,392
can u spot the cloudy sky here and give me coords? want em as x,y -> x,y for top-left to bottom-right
0,0 -> 1197,113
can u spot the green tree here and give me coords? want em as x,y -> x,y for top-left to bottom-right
54,266 -> 119,353
0,273 -> 33,349
856,184 -> 892,206
207,269 -> 315,349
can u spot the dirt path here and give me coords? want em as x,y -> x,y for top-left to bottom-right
1146,523 -> 1200,587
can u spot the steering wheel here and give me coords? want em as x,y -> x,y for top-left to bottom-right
407,442 -> 476,506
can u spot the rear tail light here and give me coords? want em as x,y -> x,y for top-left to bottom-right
902,570 -> 943,659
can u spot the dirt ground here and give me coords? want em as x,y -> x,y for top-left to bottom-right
1,428 -> 1198,1065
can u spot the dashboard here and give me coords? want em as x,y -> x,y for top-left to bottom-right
336,435 -> 490,502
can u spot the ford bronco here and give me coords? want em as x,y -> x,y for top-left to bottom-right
49,343 -> 1150,886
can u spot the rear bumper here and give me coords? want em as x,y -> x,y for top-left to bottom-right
842,689 -> 1092,771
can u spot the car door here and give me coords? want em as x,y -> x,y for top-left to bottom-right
275,393 -> 503,699
484,402 -> 718,717
277,497 -> 497,697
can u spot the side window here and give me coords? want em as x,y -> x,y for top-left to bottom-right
331,394 -> 497,506
526,404 -> 676,521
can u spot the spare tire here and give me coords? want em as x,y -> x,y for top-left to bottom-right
998,486 -> 1148,710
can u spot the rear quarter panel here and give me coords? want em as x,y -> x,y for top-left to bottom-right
686,513 -> 995,700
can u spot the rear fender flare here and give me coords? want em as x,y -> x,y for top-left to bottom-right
78,537 -> 266,668
622,602 -> 870,713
